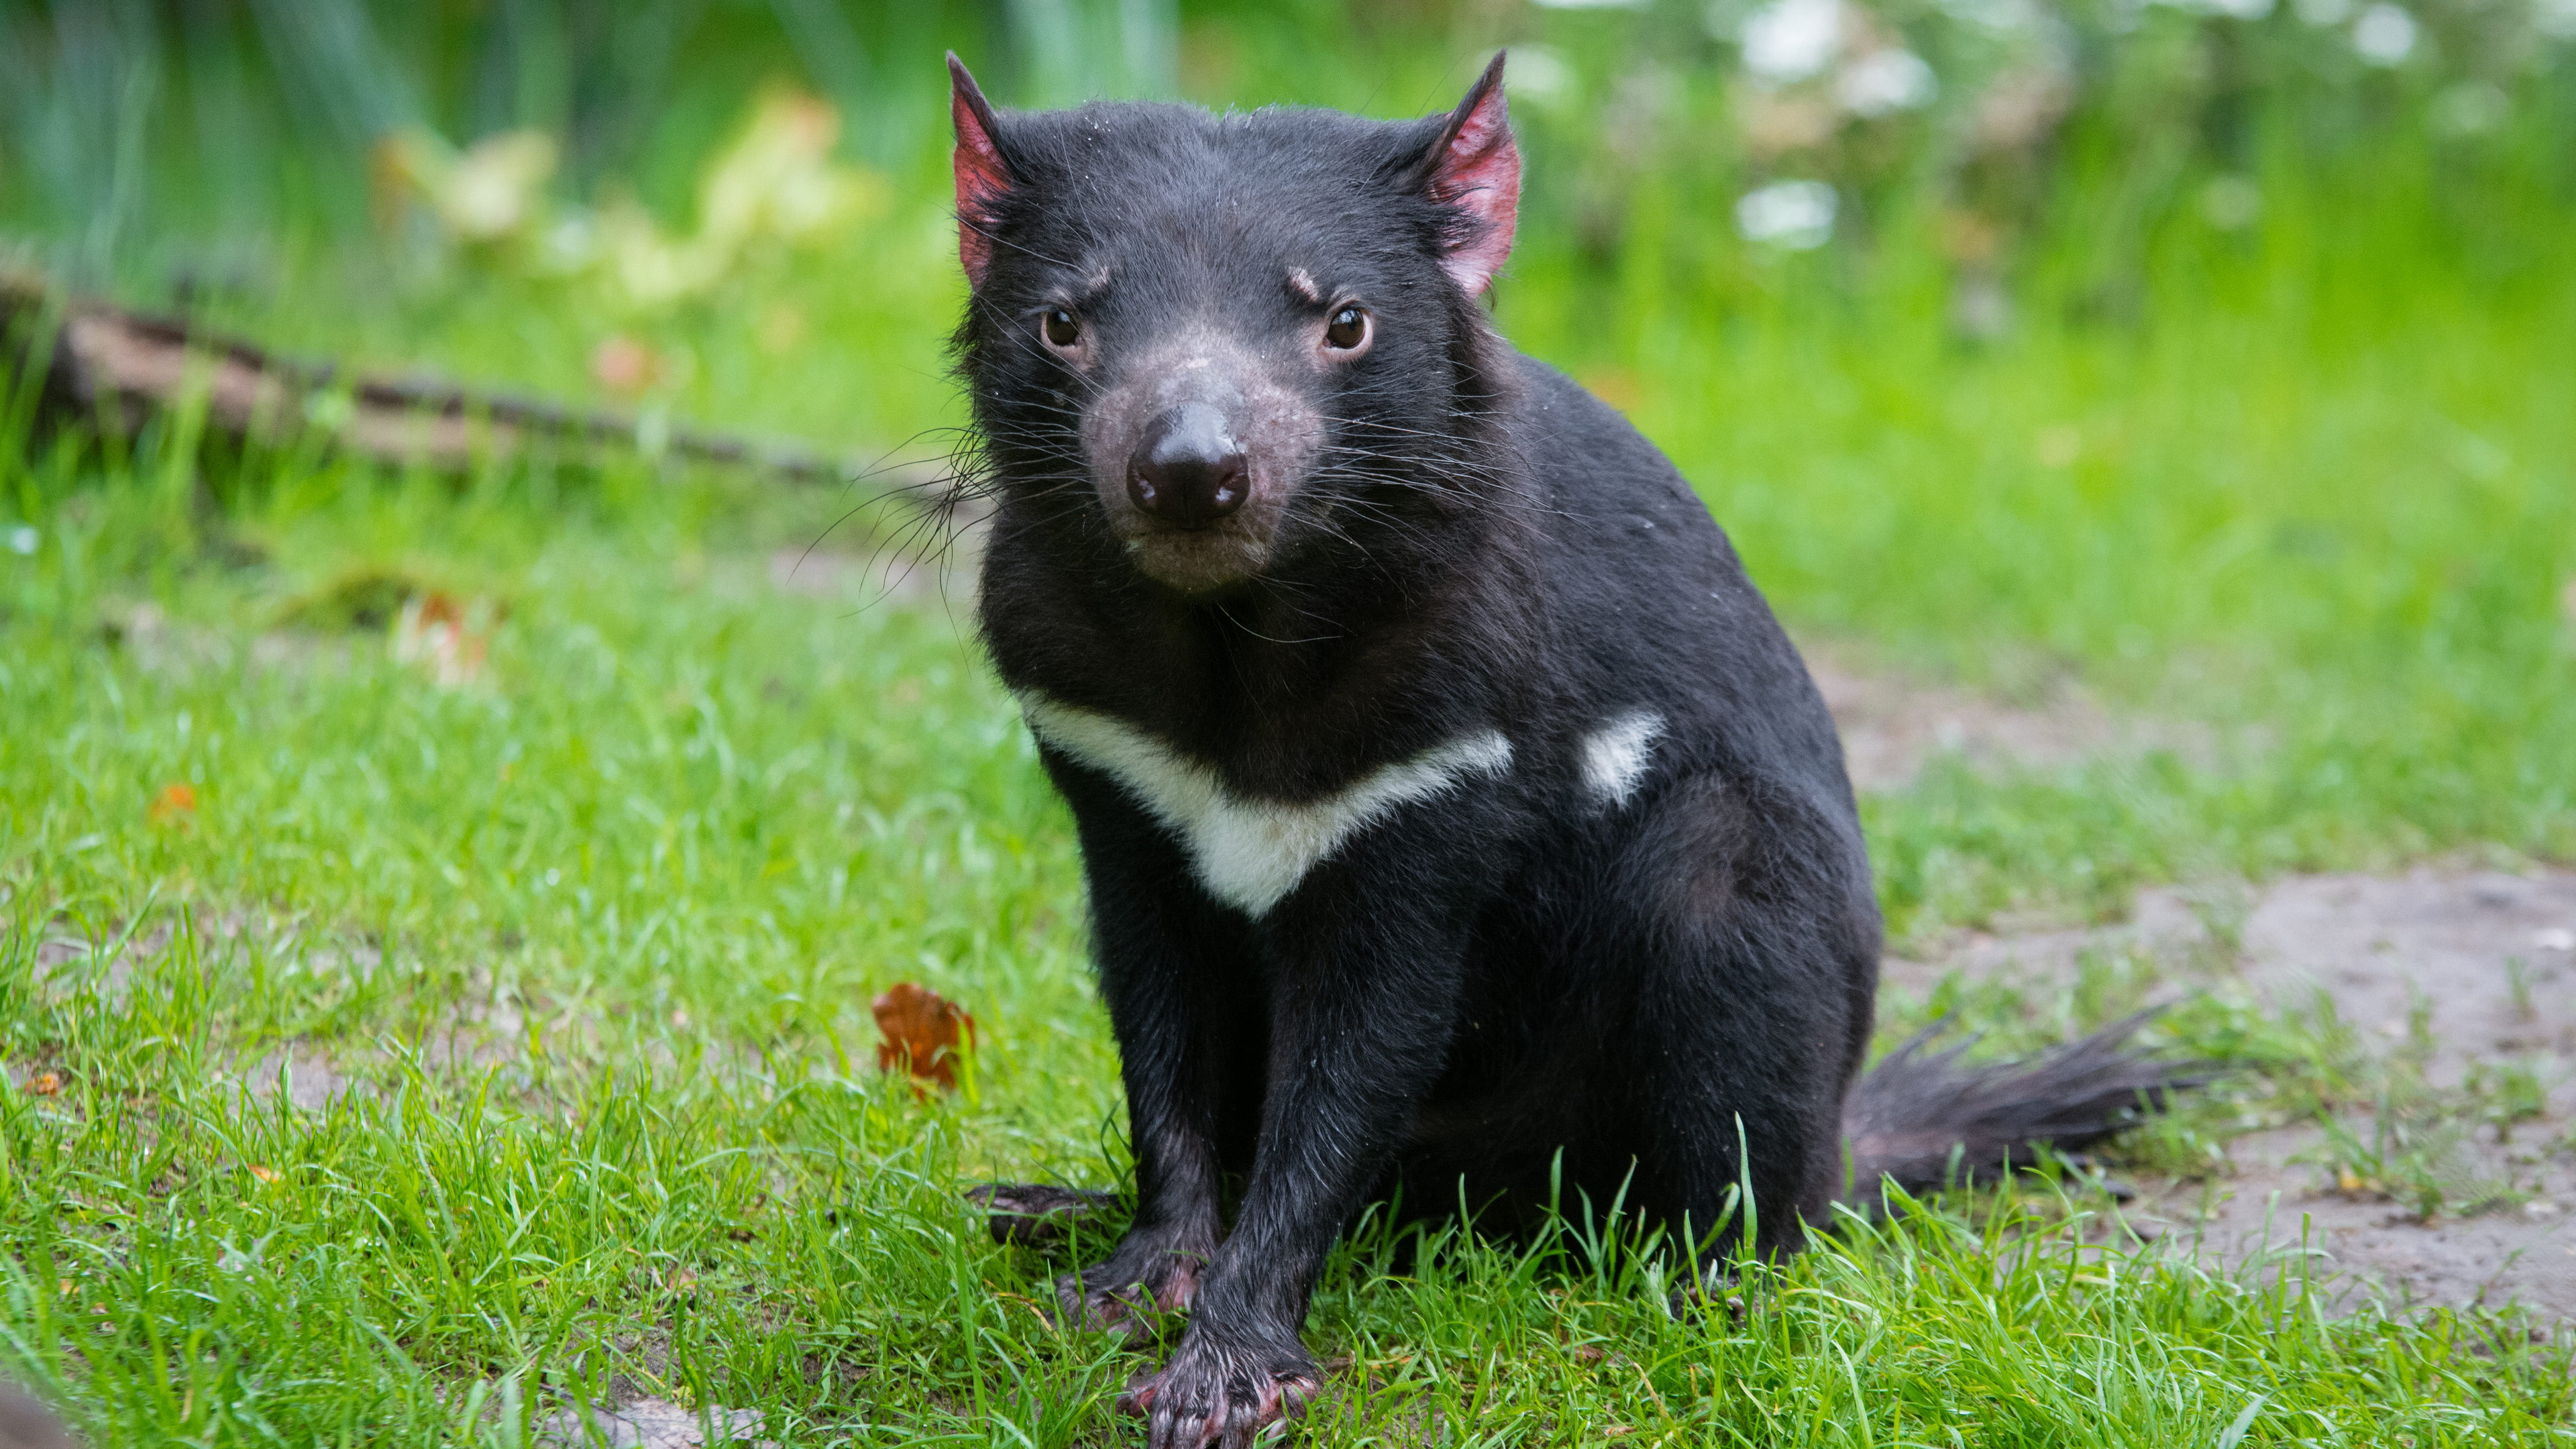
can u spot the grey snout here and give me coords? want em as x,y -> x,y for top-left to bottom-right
1126,402 -> 1248,529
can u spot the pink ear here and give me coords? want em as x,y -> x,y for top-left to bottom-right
1420,54 -> 1520,298
949,54 -> 1012,290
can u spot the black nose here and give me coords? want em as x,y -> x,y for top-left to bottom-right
1126,403 -> 1249,527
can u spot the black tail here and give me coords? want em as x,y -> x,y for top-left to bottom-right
1840,1011 -> 2216,1203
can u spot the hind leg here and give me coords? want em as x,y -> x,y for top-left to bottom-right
1613,774 -> 1878,1272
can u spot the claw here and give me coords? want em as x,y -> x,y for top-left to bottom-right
1049,1243 -> 1204,1339
1115,1370 -> 1159,1416
1056,1271 -> 1169,1340
1126,1345 -> 1320,1449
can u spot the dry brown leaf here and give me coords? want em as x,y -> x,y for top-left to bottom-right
393,592 -> 500,688
872,982 -> 976,1093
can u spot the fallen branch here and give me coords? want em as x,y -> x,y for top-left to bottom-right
0,265 -> 879,485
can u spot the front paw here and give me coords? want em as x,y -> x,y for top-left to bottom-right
1118,1336 -> 1320,1449
1053,1243 -> 1206,1338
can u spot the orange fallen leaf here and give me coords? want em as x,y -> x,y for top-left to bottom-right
872,982 -> 976,1093
27,1071 -> 60,1096
392,592 -> 499,688
150,782 -> 197,824
249,1165 -> 280,1184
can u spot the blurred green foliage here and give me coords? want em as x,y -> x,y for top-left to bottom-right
4,7 -> 2576,1443
4,0 -> 2572,315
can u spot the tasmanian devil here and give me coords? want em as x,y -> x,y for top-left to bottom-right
944,52 -> 2197,1449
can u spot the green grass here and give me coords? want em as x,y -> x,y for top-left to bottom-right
3,374 -> 2572,1442
8,9 -> 2576,1439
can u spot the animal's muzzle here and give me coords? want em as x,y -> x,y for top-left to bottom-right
1126,402 -> 1249,529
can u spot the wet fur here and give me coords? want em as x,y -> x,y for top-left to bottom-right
943,58 -> 2199,1448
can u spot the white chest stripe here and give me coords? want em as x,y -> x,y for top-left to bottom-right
1021,696 -> 1513,917
1580,709 -> 1665,806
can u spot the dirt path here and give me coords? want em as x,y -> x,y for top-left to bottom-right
1891,869 -> 2576,1322
1807,637 -> 2576,1320
1803,650 -> 2129,794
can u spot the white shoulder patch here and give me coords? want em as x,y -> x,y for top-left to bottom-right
1580,709 -> 1664,807
1020,695 -> 1512,917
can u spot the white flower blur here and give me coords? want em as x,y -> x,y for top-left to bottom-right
2353,3 -> 2419,64
2430,81 -> 2509,135
1837,48 -> 1938,115
1741,0 -> 1846,83
1503,46 -> 1578,107
2200,174 -> 2263,229
1736,180 -> 1839,249
2151,0 -> 2275,18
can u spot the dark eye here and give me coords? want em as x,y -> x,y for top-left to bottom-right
1324,305 -> 1370,352
1042,308 -> 1081,350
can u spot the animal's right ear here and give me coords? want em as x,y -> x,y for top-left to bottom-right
949,53 -> 1012,290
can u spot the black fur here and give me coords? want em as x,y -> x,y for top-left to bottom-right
0,1385 -> 69,1449
1843,1012 -> 2212,1198
943,56 -> 2198,1448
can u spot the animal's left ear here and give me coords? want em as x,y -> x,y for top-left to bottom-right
1414,53 -> 1520,298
